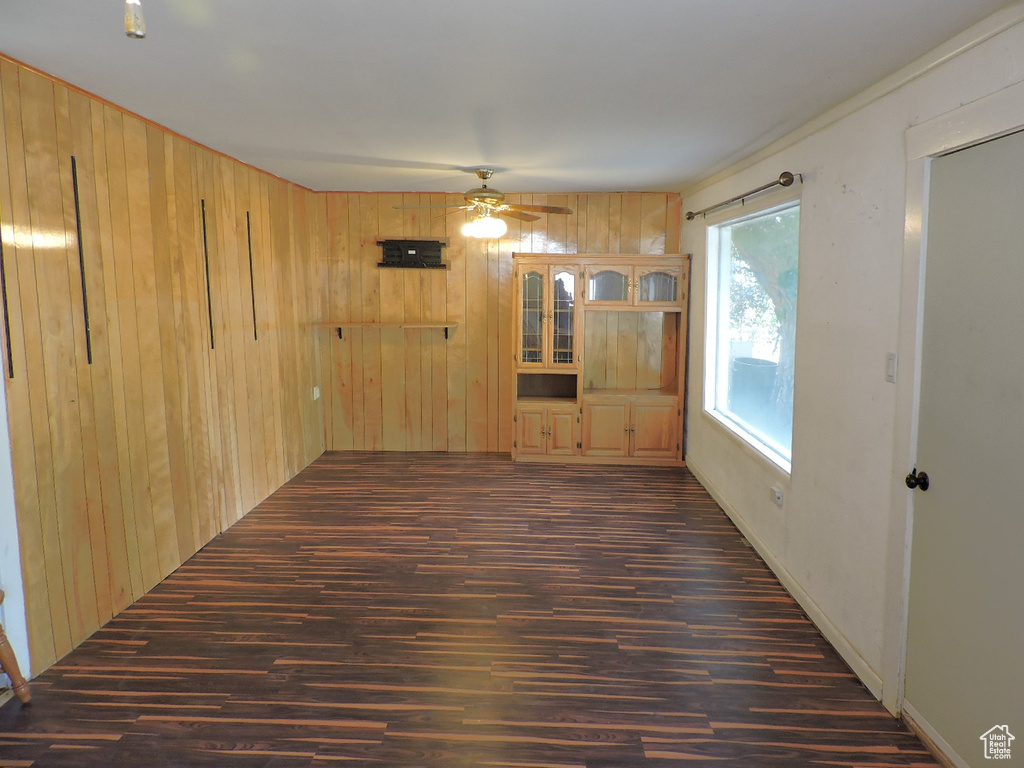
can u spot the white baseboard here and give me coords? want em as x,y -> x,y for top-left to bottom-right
687,459 -> 884,700
902,701 -> 968,768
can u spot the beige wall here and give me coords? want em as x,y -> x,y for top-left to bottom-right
681,5 -> 1024,718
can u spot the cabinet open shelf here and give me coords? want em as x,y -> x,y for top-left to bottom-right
517,373 -> 578,400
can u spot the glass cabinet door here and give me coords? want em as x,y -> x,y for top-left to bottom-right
636,268 -> 681,305
520,270 -> 544,364
551,269 -> 576,365
586,267 -> 630,303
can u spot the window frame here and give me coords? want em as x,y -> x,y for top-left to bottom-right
703,195 -> 801,474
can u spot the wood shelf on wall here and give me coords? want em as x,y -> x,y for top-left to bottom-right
319,321 -> 458,339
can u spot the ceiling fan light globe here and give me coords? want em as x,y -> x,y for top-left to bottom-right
477,215 -> 507,238
461,214 -> 506,239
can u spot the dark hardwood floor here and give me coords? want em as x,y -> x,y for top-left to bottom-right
0,452 -> 936,767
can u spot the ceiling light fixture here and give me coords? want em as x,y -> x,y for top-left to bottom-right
461,212 -> 507,239
125,0 -> 146,39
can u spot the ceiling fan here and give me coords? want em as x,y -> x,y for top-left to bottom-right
394,168 -> 573,237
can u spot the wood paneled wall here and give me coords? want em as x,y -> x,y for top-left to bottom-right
0,57 -> 325,674
584,312 -> 680,392
321,193 -> 682,454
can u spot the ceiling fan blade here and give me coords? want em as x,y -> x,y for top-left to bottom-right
393,203 -> 468,210
499,209 -> 541,223
505,203 -> 574,215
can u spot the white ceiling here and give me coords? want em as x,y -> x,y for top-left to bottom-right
0,1 -> 1014,194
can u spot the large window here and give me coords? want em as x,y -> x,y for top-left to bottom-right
706,202 -> 799,469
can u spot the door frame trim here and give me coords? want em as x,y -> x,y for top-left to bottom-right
885,78 -> 1024,717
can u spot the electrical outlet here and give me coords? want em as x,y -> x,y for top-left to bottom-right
770,485 -> 784,508
312,386 -> 321,401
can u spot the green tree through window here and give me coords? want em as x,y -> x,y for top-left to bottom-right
710,203 -> 799,464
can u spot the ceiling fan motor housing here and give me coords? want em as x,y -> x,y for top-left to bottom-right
465,186 -> 506,207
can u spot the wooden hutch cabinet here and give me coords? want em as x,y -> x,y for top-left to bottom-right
512,253 -> 689,466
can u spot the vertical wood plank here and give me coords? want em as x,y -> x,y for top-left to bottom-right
64,88 -> 114,627
640,194 -> 668,254
98,104 -> 147,606
636,312 -> 663,390
378,193 -> 405,451
54,84 -> 105,642
607,194 -> 623,253
146,125 -> 194,563
604,312 -> 620,389
0,60 -> 60,671
197,148 -> 232,532
464,236 -> 488,452
665,194 -> 682,254
429,194 -> 449,452
445,207 -> 468,452
620,193 -> 643,254
584,311 -> 609,391
402,195 -> 424,452
123,114 -> 178,584
167,134 -> 208,554
414,195 -> 433,452
327,194 -> 353,450
20,70 -> 88,655
585,195 -> 610,253
495,234 -> 514,453
82,97 -> 135,615
346,194 -> 366,449
565,194 -> 580,255
485,239 -> 500,453
269,177 -> 300,473
297,187 -> 326,465
258,174 -> 287,488
358,195 -> 382,450
661,312 -> 679,390
254,171 -> 286,485
616,312 -> 640,391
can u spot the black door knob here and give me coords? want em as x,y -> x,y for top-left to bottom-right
905,469 -> 930,491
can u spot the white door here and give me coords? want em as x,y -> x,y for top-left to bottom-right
904,130 -> 1024,765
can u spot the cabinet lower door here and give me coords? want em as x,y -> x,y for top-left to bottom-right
517,407 -> 548,455
581,402 -> 630,457
632,402 -> 678,459
547,408 -> 578,456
